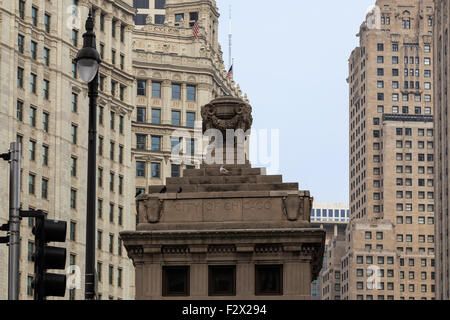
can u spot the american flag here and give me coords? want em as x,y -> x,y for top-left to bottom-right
193,20 -> 199,39
226,64 -> 233,78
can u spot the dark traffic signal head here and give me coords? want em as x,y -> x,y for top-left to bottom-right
31,216 -> 67,300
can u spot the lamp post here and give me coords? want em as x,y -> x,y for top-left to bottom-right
75,10 -> 101,300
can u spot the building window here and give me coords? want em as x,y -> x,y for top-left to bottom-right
44,13 -> 51,33
41,178 -> 48,199
172,110 -> 181,126
70,156 -> 77,177
42,145 -> 49,166
172,84 -> 181,100
137,80 -> 146,96
28,174 -> 36,195
152,82 -> 161,98
42,47 -> 50,66
31,6 -> 38,26
136,161 -> 146,177
186,85 -> 196,101
17,67 -> 24,88
118,207 -> 123,226
109,234 -> 114,253
209,266 -> 236,296
71,124 -> 77,144
31,41 -> 37,60
151,136 -> 161,151
186,112 -> 196,128
18,34 -> 24,54
72,93 -> 78,113
98,199 -> 103,219
152,109 -> 161,124
136,134 -> 146,150
72,29 -> 78,46
255,265 -> 283,296
162,266 -> 190,297
171,164 -> 180,178
30,73 -> 37,94
17,100 -> 23,121
19,0 -> 25,19
137,107 -> 146,123
151,162 -> 161,178
109,265 -> 114,285
43,80 -> 49,99
97,230 -> 102,250
70,221 -> 76,241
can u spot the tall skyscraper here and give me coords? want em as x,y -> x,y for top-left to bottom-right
131,0 -> 244,195
433,0 -> 450,300
342,0 -> 436,300
0,0 -> 136,299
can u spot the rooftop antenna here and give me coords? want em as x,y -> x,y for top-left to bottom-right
228,4 -> 232,69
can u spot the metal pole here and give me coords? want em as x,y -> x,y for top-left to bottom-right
8,142 -> 21,300
85,72 -> 98,300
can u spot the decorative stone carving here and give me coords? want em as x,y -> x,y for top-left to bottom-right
283,195 -> 301,221
282,194 -> 313,222
139,198 -> 164,224
146,15 -> 153,25
201,96 -> 253,134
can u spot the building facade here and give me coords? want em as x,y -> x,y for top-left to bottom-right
343,0 -> 436,300
0,0 -> 136,300
310,202 -> 349,300
131,0 -> 243,197
133,0 -> 166,26
433,0 -> 450,300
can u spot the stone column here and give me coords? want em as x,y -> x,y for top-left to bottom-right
161,80 -> 171,125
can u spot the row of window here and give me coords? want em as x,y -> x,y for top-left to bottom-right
396,234 -> 435,244
160,265 -> 282,297
97,262 -> 123,288
377,43 -> 431,53
137,80 -> 197,101
136,162 -> 194,179
97,169 -> 125,194
377,92 -> 432,102
17,68 -> 50,99
18,34 -> 50,66
95,231 -> 123,256
97,139 -> 125,164
377,56 -> 431,65
18,0 -> 51,32
97,199 -> 123,226
136,108 -> 196,127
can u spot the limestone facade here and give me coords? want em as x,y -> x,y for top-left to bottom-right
342,0 -> 436,300
0,0 -> 136,300
433,0 -> 450,300
131,0 -> 244,199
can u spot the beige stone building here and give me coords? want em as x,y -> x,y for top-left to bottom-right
433,0 -> 450,300
0,0 -> 136,300
131,0 -> 243,197
342,0 -> 436,300
310,202 -> 349,300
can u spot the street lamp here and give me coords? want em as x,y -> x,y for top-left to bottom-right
75,10 -> 101,300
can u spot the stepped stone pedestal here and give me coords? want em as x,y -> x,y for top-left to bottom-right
121,96 -> 325,300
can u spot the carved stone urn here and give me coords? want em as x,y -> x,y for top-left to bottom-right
201,96 -> 253,135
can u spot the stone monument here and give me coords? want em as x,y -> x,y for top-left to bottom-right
121,96 -> 325,300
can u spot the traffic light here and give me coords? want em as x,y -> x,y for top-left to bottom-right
21,210 -> 67,300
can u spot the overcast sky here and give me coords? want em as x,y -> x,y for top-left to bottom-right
216,0 -> 376,203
